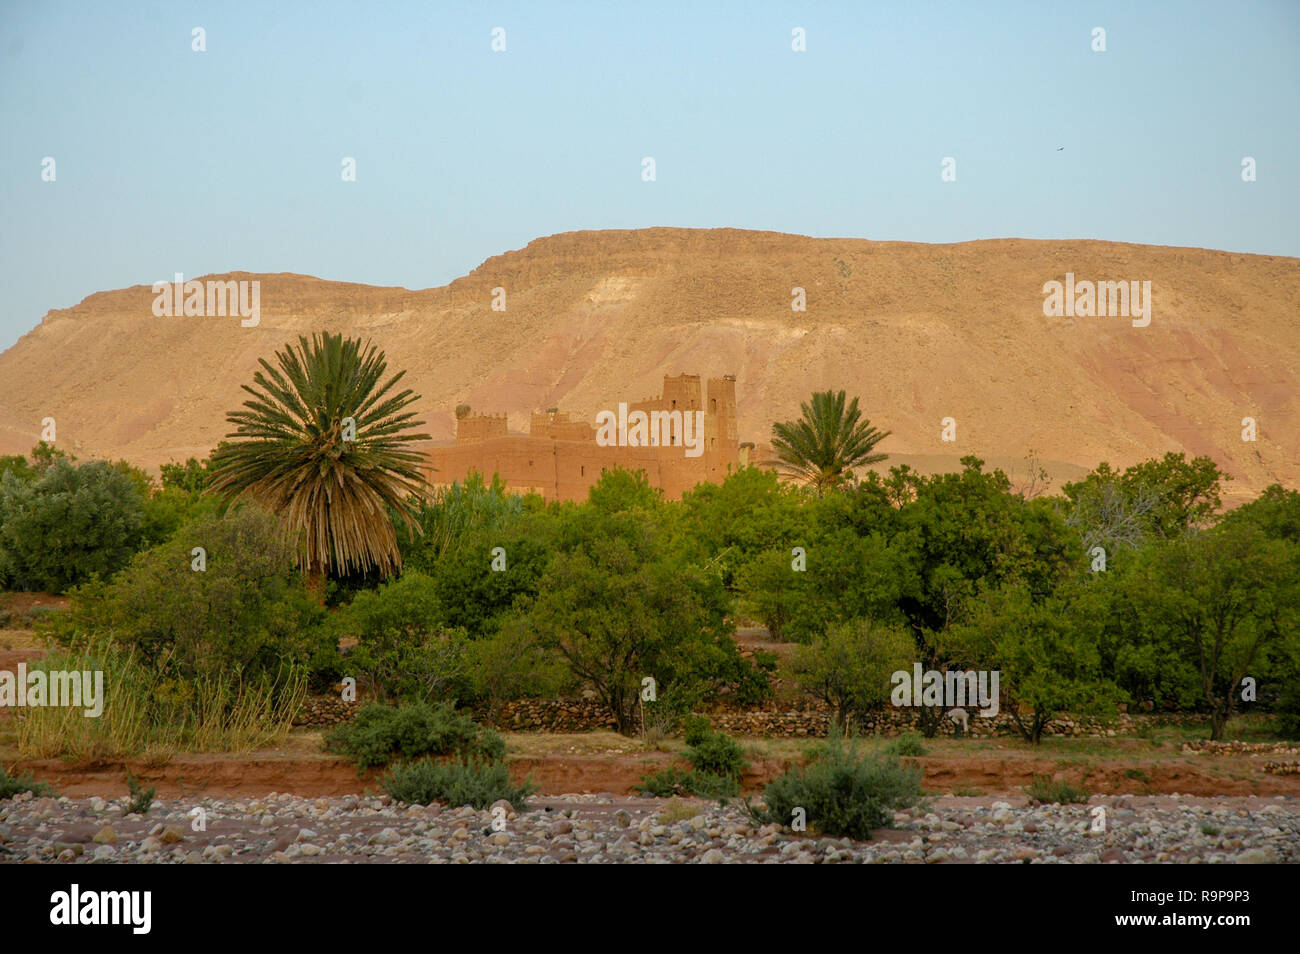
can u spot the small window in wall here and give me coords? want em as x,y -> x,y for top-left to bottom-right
581,466 -> 585,477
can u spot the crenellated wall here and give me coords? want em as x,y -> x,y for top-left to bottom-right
428,374 -> 742,501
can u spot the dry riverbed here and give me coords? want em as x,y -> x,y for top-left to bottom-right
1,791 -> 1295,865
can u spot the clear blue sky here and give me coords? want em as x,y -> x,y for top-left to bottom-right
2,0 -> 1297,350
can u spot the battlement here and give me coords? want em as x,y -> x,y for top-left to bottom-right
456,412 -> 508,444
434,373 -> 744,501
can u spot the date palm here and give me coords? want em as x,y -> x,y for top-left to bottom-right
209,332 -> 431,590
769,390 -> 890,495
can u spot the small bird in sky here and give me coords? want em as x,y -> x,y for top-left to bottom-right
1056,146 -> 1064,151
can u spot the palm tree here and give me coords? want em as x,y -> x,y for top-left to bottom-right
768,390 -> 891,495
208,332 -> 431,592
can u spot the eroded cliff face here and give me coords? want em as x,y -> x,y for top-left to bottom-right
1,228 -> 1296,501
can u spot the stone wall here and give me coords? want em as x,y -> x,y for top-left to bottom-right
295,694 -> 1212,738
425,373 -> 740,502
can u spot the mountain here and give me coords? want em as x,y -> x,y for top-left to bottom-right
1,228 -> 1296,502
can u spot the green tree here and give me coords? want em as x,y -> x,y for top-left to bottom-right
1121,520 -> 1299,739
787,618 -> 915,731
398,471 -> 525,572
50,507 -> 336,685
0,459 -> 146,592
208,332 -> 431,592
768,390 -> 891,495
587,466 -> 662,513
952,581 -> 1121,743
159,457 -> 214,494
518,507 -> 748,734
337,572 -> 470,704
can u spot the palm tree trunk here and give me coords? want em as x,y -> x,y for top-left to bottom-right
305,563 -> 326,604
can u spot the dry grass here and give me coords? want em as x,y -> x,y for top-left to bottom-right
656,797 -> 701,824
16,638 -> 306,760
504,731 -> 661,758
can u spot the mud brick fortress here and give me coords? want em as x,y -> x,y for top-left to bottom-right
426,374 -> 751,501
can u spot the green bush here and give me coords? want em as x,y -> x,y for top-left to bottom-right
338,572 -> 470,704
884,731 -> 927,758
637,721 -> 747,798
684,726 -> 748,780
0,765 -> 54,799
1024,775 -> 1091,805
382,756 -> 535,810
746,733 -> 922,840
45,507 -> 338,690
0,458 -> 147,592
635,766 -> 739,799
1276,681 -> 1300,741
126,771 -> 156,815
325,702 -> 504,771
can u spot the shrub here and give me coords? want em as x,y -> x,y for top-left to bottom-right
0,458 -> 147,592
382,757 -> 535,810
45,507 -> 338,688
1024,776 -> 1091,805
635,767 -> 739,799
464,617 -> 570,726
1276,681 -> 1300,741
746,732 -> 922,840
0,765 -> 53,799
637,721 -> 747,799
684,726 -> 748,780
126,771 -> 156,815
885,731 -> 927,758
338,572 -> 471,705
324,702 -> 504,771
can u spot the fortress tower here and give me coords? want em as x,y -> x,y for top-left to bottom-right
430,372 -> 745,501
455,412 -> 508,444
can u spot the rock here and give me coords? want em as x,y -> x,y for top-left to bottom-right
92,844 -> 116,861
160,825 -> 184,845
701,848 -> 726,864
614,810 -> 632,828
92,826 -> 117,845
1235,849 -> 1273,864
371,827 -> 400,846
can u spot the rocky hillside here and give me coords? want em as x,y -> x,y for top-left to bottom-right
1,228 -> 1296,501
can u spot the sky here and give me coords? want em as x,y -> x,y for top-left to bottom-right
1,0 -> 1298,350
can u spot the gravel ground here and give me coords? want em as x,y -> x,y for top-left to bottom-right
1,791 -> 1295,864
